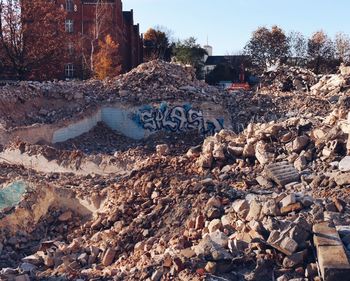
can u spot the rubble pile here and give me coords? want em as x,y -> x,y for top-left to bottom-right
1,63 -> 350,281
0,60 -> 223,129
311,65 -> 350,100
113,60 -> 221,104
260,65 -> 318,92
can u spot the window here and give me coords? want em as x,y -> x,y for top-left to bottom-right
65,63 -> 74,78
65,19 -> 74,33
67,42 -> 74,55
66,0 -> 73,12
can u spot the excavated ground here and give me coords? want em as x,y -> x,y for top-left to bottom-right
0,62 -> 349,281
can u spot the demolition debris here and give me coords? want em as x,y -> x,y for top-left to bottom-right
0,62 -> 349,281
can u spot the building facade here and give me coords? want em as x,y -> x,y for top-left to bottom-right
57,0 -> 143,79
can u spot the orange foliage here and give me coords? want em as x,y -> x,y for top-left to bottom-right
93,35 -> 121,80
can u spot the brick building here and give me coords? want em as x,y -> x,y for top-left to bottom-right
57,0 -> 143,79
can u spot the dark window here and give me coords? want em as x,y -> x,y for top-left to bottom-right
66,0 -> 73,12
65,19 -> 74,33
65,63 -> 74,78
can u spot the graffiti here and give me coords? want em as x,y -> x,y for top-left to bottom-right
133,103 -> 224,135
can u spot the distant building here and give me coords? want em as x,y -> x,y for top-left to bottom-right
58,0 -> 143,80
1,0 -> 143,80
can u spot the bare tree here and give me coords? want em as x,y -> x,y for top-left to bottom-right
81,0 -> 112,76
335,32 -> 350,64
308,30 -> 336,74
288,31 -> 307,60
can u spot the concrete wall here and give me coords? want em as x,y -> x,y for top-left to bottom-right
0,102 -> 230,145
53,110 -> 102,143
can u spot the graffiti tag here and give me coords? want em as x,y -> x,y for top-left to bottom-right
133,103 -> 224,135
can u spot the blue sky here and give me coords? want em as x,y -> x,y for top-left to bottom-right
122,0 -> 350,55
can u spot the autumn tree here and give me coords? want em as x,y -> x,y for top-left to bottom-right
307,30 -> 336,74
93,34 -> 121,80
244,26 -> 289,72
143,26 -> 172,61
335,32 -> 350,64
172,37 -> 207,78
0,0 -> 69,80
81,0 -> 112,77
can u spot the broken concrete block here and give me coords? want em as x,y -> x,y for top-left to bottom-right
156,144 -> 170,156
256,175 -> 273,188
288,135 -> 309,153
267,230 -> 298,255
294,156 -> 307,171
313,222 -> 343,247
102,248 -> 116,266
208,219 -> 223,233
282,250 -> 307,268
280,194 -> 296,208
227,145 -> 243,157
58,210 -> 72,222
313,222 -> 350,281
280,202 -> 303,214
317,245 -> 350,281
265,161 -> 300,186
246,200 -> 262,221
193,235 -> 232,261
339,156 -> 350,172
335,172 -> 350,186
255,141 -> 274,165
209,231 -> 229,248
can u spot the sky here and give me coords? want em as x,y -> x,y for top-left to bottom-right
122,0 -> 350,55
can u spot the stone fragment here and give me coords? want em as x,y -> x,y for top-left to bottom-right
208,219 -> 223,233
335,172 -> 350,186
280,194 -> 296,208
317,245 -> 350,281
212,144 -> 226,161
305,263 -> 318,279
333,198 -> 346,213
58,210 -> 72,222
193,235 -> 232,261
313,222 -> 350,281
339,156 -> 350,172
280,202 -> 303,214
19,263 -> 37,273
205,261 -> 217,274
289,135 -> 309,153
294,156 -> 307,171
151,269 -> 163,281
282,250 -> 307,268
195,214 -> 205,230
227,145 -> 243,157
255,141 -> 274,165
102,248 -> 116,266
156,144 -> 170,156
246,200 -> 262,221
209,231 -> 229,248
243,143 -> 255,157
21,254 -> 42,265
267,230 -> 298,255
14,275 -> 30,281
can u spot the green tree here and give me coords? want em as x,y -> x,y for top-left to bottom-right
244,26 -> 289,73
173,37 -> 207,78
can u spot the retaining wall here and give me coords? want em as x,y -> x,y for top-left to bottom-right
0,101 -> 231,145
